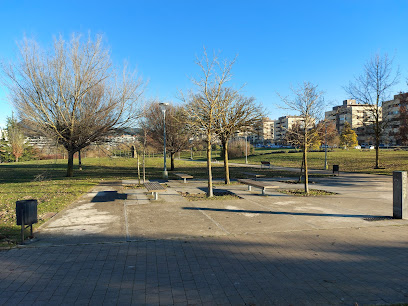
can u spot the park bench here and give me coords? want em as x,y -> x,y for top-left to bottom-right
237,178 -> 279,195
242,172 -> 266,180
175,173 -> 194,183
144,182 -> 166,200
261,161 -> 271,168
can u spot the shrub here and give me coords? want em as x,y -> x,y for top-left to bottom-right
228,140 -> 253,158
212,144 -> 220,151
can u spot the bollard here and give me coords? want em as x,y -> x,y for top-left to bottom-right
393,171 -> 407,219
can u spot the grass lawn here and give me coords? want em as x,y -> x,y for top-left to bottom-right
0,157 -> 153,246
230,148 -> 408,175
1,148 -> 407,246
0,156 -> 306,246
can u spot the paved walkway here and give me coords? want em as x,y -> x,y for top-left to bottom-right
1,166 -> 408,305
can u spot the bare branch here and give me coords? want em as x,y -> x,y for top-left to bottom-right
344,53 -> 399,168
1,33 -> 145,176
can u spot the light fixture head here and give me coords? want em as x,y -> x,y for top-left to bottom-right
159,102 -> 169,112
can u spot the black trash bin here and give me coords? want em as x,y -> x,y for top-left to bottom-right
16,199 -> 38,243
333,165 -> 339,176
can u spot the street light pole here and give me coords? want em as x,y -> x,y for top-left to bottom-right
245,134 -> 248,164
324,121 -> 328,170
159,102 -> 169,179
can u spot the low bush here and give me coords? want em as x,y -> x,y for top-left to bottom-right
228,140 -> 253,158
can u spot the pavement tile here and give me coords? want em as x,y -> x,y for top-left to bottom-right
1,175 -> 407,305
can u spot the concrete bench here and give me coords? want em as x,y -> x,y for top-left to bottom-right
175,173 -> 194,183
261,161 -> 271,168
242,172 -> 266,180
144,182 -> 166,200
238,178 -> 279,195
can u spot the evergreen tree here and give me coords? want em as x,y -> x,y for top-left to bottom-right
0,136 -> 13,162
6,116 -> 25,162
340,122 -> 358,148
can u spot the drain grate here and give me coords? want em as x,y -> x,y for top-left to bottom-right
363,216 -> 394,222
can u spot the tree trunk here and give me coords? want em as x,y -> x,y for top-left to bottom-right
222,140 -> 230,184
170,152 -> 175,171
304,146 -> 309,195
137,152 -> 140,185
298,158 -> 304,183
375,116 -> 380,169
375,143 -> 380,169
143,148 -> 146,184
78,150 -> 82,171
374,98 -> 380,169
143,131 -> 146,183
67,149 -> 74,177
206,136 -> 213,197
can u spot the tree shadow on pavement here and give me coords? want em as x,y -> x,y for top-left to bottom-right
182,206 -> 390,219
1,228 -> 408,305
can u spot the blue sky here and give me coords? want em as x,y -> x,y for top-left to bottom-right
0,0 -> 407,127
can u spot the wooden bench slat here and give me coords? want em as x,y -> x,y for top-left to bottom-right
175,173 -> 193,179
238,178 -> 279,195
242,172 -> 266,179
144,182 -> 166,192
144,182 -> 166,200
238,179 -> 278,188
174,173 -> 194,183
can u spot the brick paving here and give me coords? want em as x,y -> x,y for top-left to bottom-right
1,172 -> 408,305
1,226 -> 408,305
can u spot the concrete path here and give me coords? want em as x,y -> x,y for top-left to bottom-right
1,169 -> 408,305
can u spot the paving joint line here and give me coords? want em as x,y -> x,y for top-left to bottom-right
191,202 -> 231,235
124,200 -> 130,241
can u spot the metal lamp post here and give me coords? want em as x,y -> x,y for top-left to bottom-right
159,102 -> 169,179
324,121 -> 328,170
245,134 -> 248,164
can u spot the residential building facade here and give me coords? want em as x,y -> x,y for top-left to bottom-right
274,115 -> 305,145
325,99 -> 380,145
382,93 -> 408,146
248,118 -> 275,145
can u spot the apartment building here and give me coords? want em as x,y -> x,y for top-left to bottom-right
325,99 -> 379,145
274,115 -> 305,145
247,118 -> 275,145
382,92 -> 408,146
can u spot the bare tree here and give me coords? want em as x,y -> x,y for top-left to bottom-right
344,53 -> 399,168
316,121 -> 340,148
181,50 -> 236,197
279,82 -> 324,195
215,90 -> 262,184
142,101 -> 191,171
1,34 -> 144,176
137,113 -> 152,183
